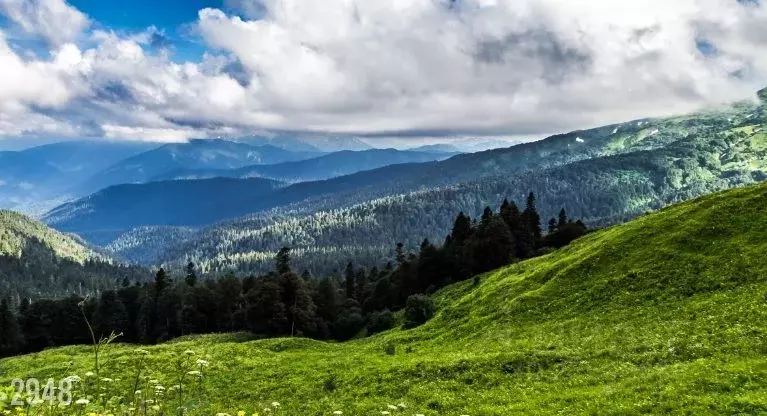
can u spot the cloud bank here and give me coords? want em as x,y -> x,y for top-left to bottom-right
0,0 -> 765,142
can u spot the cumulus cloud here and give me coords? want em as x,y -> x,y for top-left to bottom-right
0,0 -> 89,46
0,0 -> 766,142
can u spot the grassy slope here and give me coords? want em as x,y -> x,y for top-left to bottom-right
0,210 -> 98,262
3,184 -> 767,415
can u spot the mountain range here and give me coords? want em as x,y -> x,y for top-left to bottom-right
39,89 -> 767,276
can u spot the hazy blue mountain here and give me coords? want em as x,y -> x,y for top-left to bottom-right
407,143 -> 463,153
0,140 -> 159,213
46,177 -> 285,233
43,109 -> 688,236
233,136 -> 324,153
76,139 -> 322,194
152,148 -> 457,183
233,135 -> 372,152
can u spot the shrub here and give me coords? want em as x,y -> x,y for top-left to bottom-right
384,342 -> 396,355
367,309 -> 396,334
403,294 -> 435,329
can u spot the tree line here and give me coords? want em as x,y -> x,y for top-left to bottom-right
0,193 -> 587,358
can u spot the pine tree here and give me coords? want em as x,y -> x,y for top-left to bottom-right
395,243 -> 406,265
345,262 -> 356,300
522,192 -> 542,248
354,268 -> 367,303
500,199 -> 521,230
275,247 -> 292,275
471,215 -> 516,274
548,218 -> 558,233
0,298 -> 20,356
93,291 -> 130,339
450,212 -> 473,244
558,208 -> 568,228
185,262 -> 198,287
481,206 -> 494,224
155,268 -> 169,293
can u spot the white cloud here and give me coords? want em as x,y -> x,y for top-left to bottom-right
0,0 -> 766,142
0,0 -> 89,46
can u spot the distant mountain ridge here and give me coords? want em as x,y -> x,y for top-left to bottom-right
46,177 -> 285,234
76,139 -> 323,195
0,140 -> 158,214
71,92 -> 767,274
151,148 -> 457,183
46,101 -> 755,238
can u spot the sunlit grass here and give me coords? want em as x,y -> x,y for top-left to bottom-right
3,184 -> 767,414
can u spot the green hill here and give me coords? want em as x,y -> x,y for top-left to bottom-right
0,210 -> 99,262
2,184 -> 767,414
0,210 -> 147,299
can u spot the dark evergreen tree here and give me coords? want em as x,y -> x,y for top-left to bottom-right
185,262 -> 198,287
155,268 -> 169,293
449,212 -> 473,244
0,298 -> 20,356
471,215 -> 516,274
558,208 -> 568,228
93,291 -> 129,339
245,275 -> 287,335
548,218 -> 558,233
481,206 -> 494,224
275,247 -> 292,275
345,262 -> 356,300
280,272 -> 317,337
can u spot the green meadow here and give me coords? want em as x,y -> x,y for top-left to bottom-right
3,183 -> 767,415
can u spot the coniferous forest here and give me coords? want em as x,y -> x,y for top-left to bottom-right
0,194 -> 586,357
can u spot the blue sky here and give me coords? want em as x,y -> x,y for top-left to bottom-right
69,0 -> 228,62
0,0 -> 765,144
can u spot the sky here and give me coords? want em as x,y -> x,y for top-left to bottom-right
0,0 -> 766,145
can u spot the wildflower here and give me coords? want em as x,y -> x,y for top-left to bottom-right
184,350 -> 196,356
187,370 -> 202,377
63,375 -> 81,383
84,372 -> 94,377
148,379 -> 159,385
135,349 -> 150,355
237,411 -> 246,416
271,401 -> 280,408
397,403 -> 406,408
381,412 -> 390,415
75,398 -> 90,405
387,404 -> 398,410
333,412 -> 343,415
196,359 -> 209,367
100,377 -> 114,383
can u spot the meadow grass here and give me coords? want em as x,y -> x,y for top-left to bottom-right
2,183 -> 767,415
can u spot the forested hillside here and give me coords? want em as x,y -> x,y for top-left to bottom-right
104,96 -> 767,275
0,210 -> 147,301
1,194 -> 585,356
2,182 -> 766,414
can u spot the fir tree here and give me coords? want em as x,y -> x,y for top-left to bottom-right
345,262 -> 356,300
0,298 -> 20,356
275,247 -> 292,275
93,291 -> 129,339
450,212 -> 473,244
185,262 -> 198,287
548,218 -> 558,233
558,208 -> 568,228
